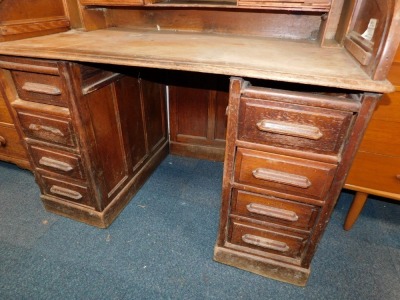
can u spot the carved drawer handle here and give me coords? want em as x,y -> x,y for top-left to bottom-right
50,185 -> 82,200
0,136 -> 6,147
242,234 -> 289,252
22,82 -> 61,96
246,203 -> 299,222
28,124 -> 64,137
256,120 -> 323,140
252,168 -> 312,189
39,157 -> 74,172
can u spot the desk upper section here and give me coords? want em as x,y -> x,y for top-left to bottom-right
0,28 -> 395,93
0,0 -> 399,93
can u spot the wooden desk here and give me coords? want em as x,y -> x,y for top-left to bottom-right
0,0 -> 399,287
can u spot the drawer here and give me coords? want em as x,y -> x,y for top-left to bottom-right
0,93 -> 13,123
358,119 -> 400,156
346,152 -> 400,195
28,144 -> 85,180
234,148 -> 336,200
228,218 -> 308,260
0,123 -> 27,159
237,97 -> 354,156
388,62 -> 400,87
11,70 -> 67,107
371,92 -> 400,122
39,174 -> 93,208
16,111 -> 77,147
231,189 -> 319,231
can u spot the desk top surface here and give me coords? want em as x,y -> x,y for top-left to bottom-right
0,28 -> 394,93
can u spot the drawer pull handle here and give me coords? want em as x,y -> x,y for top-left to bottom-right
396,175 -> 400,180
50,185 -> 82,200
28,124 -> 64,137
242,234 -> 289,252
22,82 -> 61,96
252,168 -> 311,189
246,203 -> 299,222
257,120 -> 323,140
39,157 -> 73,172
0,136 -> 6,147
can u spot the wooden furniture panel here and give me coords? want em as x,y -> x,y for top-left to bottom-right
11,70 -> 67,107
39,173 -> 94,208
228,218 -> 309,261
234,148 -> 337,201
238,95 -> 354,156
346,152 -> 400,197
169,73 -> 229,161
231,189 -> 320,231
0,122 -> 29,167
17,111 -> 76,148
29,144 -> 86,180
344,46 -> 400,229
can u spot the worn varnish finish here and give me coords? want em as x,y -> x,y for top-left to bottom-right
0,29 -> 394,93
0,57 -> 168,227
0,0 -> 399,287
214,78 -> 381,285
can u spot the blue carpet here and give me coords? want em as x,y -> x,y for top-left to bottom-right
0,156 -> 399,300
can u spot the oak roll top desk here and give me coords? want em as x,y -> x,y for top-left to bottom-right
0,0 -> 399,286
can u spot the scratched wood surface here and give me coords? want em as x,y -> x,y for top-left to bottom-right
0,28 -> 393,93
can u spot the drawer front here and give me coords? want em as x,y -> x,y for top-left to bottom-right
17,111 -> 76,147
346,152 -> 400,195
234,148 -> 336,200
371,92 -> 400,122
0,93 -> 13,123
358,119 -> 400,156
0,123 -> 27,159
228,219 -> 308,260
29,144 -> 85,180
39,174 -> 93,208
231,189 -> 319,231
11,70 -> 67,107
238,97 -> 353,155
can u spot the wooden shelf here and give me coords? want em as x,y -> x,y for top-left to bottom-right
0,28 -> 393,93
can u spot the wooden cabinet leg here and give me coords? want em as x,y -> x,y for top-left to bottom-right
344,192 -> 369,230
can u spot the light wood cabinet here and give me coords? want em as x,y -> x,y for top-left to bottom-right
344,47 -> 400,229
0,87 -> 30,168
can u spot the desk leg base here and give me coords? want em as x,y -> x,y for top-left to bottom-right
213,246 -> 310,286
41,141 -> 169,228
